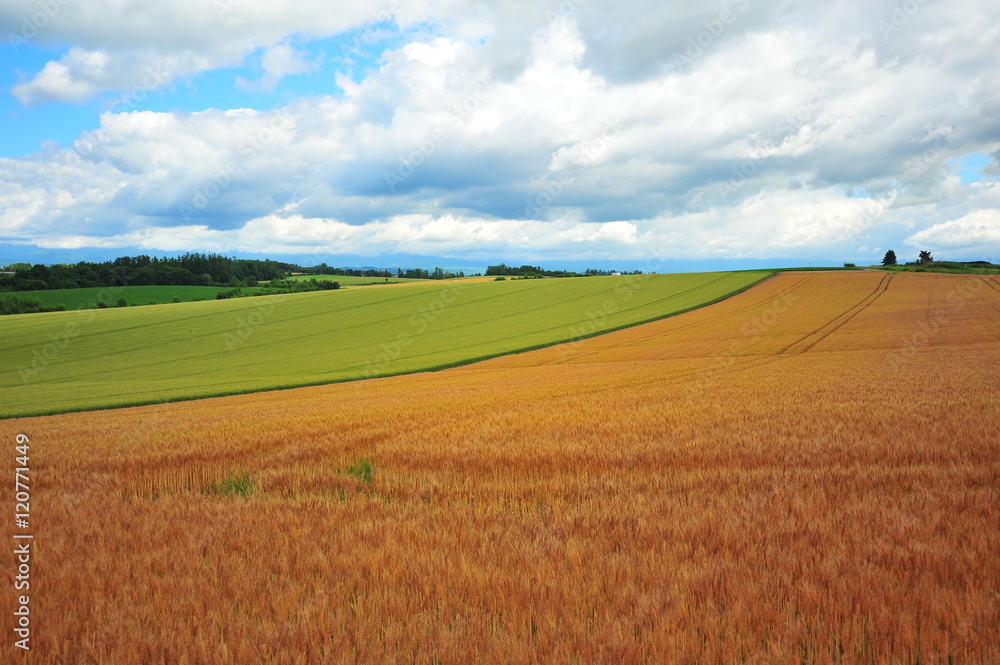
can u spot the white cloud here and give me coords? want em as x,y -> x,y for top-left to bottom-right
236,41 -> 318,92
2,0 -> 1000,263
12,57 -> 95,105
558,221 -> 641,245
0,146 -> 128,239
114,214 -> 645,257
13,47 -> 214,106
4,0 -> 394,104
906,209 -> 1000,249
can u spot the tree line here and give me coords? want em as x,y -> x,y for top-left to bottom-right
1,254 -> 644,294
0,254 -> 475,293
485,264 -> 642,278
0,253 -> 286,291
295,263 -> 466,280
881,250 -> 997,270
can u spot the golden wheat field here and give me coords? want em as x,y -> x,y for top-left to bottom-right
3,271 -> 999,664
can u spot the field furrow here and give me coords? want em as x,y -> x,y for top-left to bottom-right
781,273 -> 893,355
2,271 -> 997,665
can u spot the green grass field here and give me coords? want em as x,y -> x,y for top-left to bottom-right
3,277 -> 449,313
1,272 -> 771,417
3,285 -> 235,310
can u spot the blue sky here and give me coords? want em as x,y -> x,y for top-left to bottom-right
2,32 -> 395,156
953,154 -> 993,185
1,0 -> 999,269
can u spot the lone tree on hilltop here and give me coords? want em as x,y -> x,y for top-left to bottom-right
917,250 -> 934,264
882,250 -> 897,266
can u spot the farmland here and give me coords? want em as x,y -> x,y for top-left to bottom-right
1,284 -> 235,310
0,276 -> 409,312
0,271 -> 767,418
3,271 -> 998,664
0,275 -> 440,313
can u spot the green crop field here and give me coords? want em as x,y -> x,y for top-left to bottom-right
3,285 -> 235,310
2,277 -> 433,311
0,271 -> 770,417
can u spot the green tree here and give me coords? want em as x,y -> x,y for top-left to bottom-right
882,250 -> 897,266
917,250 -> 934,264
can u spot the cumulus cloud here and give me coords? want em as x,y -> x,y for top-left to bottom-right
2,0 -> 1000,262
13,48 -> 214,106
906,209 -> 1000,249
236,41 -> 318,92
984,149 -> 1000,177
3,0 -> 396,104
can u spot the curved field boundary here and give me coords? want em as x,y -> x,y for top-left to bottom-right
460,270 -> 999,392
5,273 -> 998,665
0,271 -> 771,418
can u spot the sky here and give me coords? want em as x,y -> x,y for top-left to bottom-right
1,0 -> 999,271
